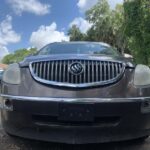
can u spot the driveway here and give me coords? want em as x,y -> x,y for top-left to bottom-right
0,113 -> 150,150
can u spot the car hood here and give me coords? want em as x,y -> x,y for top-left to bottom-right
19,54 -> 135,68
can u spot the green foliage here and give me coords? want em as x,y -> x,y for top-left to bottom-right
85,0 -> 127,53
2,48 -> 37,64
68,25 -> 86,41
124,0 -> 150,65
111,5 -> 128,53
86,0 -> 113,43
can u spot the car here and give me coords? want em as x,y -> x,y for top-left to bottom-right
0,41 -> 150,144
0,69 -> 3,80
0,69 -> 4,84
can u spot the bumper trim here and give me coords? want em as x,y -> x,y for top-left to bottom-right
1,94 -> 150,103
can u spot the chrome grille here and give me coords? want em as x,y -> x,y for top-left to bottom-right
29,59 -> 125,88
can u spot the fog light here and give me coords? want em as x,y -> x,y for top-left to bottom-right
141,99 -> 150,113
3,99 -> 13,111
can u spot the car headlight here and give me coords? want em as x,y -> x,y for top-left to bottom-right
134,64 -> 150,86
2,63 -> 21,84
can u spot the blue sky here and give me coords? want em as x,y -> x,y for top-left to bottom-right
0,0 -> 123,59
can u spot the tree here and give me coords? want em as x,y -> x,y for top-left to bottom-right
86,0 -> 114,44
111,4 -> 128,53
68,25 -> 85,41
85,0 -> 127,53
2,48 -> 37,64
124,0 -> 150,65
2,54 -> 15,64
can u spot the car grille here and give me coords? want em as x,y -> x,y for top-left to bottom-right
29,59 -> 125,87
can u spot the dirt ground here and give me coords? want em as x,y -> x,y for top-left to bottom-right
1,114 -> 150,150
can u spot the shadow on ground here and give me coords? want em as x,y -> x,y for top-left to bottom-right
0,129 -> 150,150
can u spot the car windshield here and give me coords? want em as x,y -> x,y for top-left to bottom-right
37,43 -> 120,56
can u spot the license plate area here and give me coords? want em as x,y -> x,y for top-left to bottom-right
58,103 -> 94,122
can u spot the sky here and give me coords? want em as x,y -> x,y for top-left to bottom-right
0,0 -> 123,59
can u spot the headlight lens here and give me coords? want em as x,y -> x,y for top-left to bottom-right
2,63 -> 21,84
134,64 -> 150,86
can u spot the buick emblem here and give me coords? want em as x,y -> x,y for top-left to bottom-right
69,62 -> 84,75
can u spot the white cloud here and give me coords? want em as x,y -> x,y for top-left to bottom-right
7,0 -> 50,16
0,15 -> 21,59
0,46 -> 9,60
69,17 -> 92,33
77,0 -> 98,12
30,22 -> 69,49
77,0 -> 123,11
0,15 -> 21,46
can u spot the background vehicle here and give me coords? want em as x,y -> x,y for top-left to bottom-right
0,69 -> 3,81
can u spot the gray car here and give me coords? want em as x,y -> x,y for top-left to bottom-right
0,42 -> 150,144
0,69 -> 4,84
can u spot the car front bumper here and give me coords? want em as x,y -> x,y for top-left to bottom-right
1,95 -> 150,144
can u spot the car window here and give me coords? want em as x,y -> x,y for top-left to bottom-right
37,43 -> 120,56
